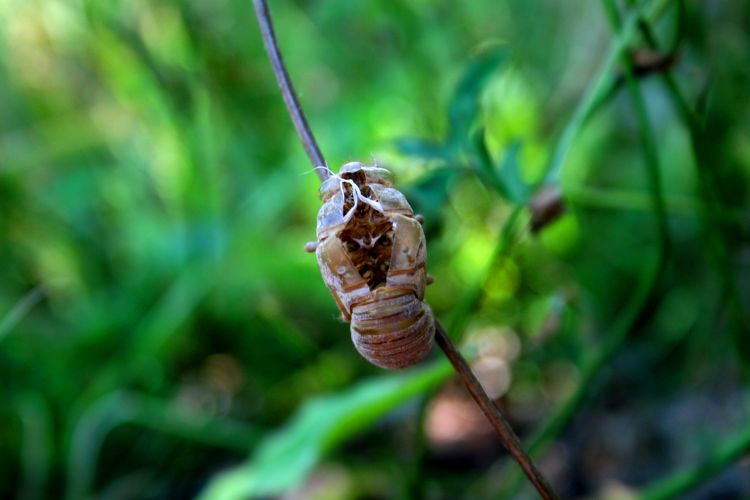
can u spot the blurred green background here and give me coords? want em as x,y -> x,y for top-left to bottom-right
0,0 -> 749,498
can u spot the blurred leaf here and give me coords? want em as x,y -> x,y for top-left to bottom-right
447,46 -> 509,149
395,46 -> 508,162
472,132 -> 530,203
401,168 -> 459,237
472,127 -> 493,170
395,138 -> 449,160
199,360 -> 453,500
495,141 -> 530,203
473,133 -> 531,204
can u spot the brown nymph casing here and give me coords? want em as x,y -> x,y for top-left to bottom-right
314,162 -> 434,369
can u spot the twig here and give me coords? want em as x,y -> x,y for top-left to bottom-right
498,252 -> 662,498
434,323 -> 558,499
252,1 -> 558,498
252,0 -> 328,179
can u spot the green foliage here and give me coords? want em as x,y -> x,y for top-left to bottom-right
200,361 -> 453,499
0,0 -> 749,499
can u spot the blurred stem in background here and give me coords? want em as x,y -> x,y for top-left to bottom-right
638,422 -> 750,500
507,0 -> 750,496
0,288 -> 45,342
444,206 -> 524,337
541,0 -> 672,187
15,395 -> 52,500
499,0 -> 674,495
632,0 -> 750,342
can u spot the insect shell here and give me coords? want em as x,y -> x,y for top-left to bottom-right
311,162 -> 435,370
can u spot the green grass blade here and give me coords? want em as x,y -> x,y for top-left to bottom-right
639,424 -> 750,500
199,360 -> 454,500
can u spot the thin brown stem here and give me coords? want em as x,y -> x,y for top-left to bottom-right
253,0 -> 329,180
251,2 -> 557,498
434,322 -> 558,500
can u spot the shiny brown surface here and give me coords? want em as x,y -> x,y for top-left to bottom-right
314,164 -> 434,370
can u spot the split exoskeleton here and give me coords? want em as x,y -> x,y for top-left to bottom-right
311,162 -> 434,369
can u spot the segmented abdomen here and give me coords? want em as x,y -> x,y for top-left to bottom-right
350,288 -> 434,370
